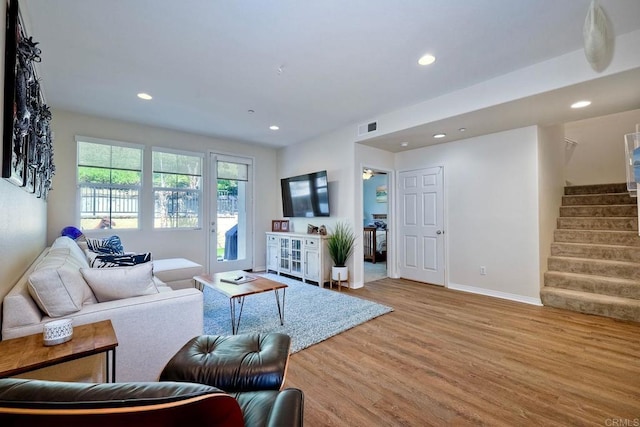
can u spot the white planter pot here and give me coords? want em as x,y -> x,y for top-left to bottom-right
331,266 -> 348,281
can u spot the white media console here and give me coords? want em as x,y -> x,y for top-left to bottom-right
266,232 -> 331,286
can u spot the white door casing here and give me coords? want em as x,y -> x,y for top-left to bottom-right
398,166 -> 445,285
209,153 -> 253,273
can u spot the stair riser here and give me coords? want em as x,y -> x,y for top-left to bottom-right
548,257 -> 640,280
544,272 -> 640,299
553,230 -> 640,246
559,205 -> 637,217
562,194 -> 636,206
564,183 -> 628,195
540,290 -> 640,322
557,217 -> 637,231
551,243 -> 640,262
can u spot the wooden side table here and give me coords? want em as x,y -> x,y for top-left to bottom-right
0,319 -> 118,382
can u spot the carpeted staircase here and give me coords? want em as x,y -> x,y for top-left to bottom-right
541,183 -> 640,322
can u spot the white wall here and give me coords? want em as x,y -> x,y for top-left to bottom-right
48,110 -> 278,272
395,126 -> 542,303
278,127 -> 364,285
538,125 -> 565,287
0,1 -> 49,330
564,108 -> 640,186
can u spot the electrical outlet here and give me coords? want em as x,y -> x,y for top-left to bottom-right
480,266 -> 487,275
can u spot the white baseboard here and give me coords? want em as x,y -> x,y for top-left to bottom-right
447,282 -> 543,306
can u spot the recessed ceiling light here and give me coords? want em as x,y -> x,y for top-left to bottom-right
400,142 -> 409,147
571,100 -> 591,109
433,133 -> 446,139
137,92 -> 152,100
418,54 -> 436,66
269,125 -> 280,131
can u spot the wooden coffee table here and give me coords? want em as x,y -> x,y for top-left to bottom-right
0,319 -> 118,382
194,272 -> 287,334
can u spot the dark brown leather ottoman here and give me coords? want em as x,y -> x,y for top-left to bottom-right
160,333 -> 291,392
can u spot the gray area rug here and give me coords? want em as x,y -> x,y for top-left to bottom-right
203,273 -> 393,353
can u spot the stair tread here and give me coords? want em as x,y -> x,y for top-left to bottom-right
541,287 -> 640,305
564,192 -> 631,197
544,270 -> 640,285
549,255 -> 640,266
559,216 -> 637,219
552,241 -> 640,248
560,206 -> 637,211
556,229 -> 639,234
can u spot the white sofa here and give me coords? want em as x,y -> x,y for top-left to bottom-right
1,236 -> 205,383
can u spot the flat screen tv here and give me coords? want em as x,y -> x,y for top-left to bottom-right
281,170 -> 330,217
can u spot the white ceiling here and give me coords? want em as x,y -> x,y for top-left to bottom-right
20,0 -> 640,150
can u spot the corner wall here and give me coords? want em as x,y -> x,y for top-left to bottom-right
278,127 -> 363,285
48,109 -> 278,271
395,126 -> 542,303
538,125 -> 565,289
564,108 -> 640,186
0,1 -> 48,332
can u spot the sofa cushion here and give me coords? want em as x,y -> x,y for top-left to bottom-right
85,235 -> 125,254
27,266 -> 95,317
87,251 -> 152,268
81,262 -> 158,302
35,247 -> 88,271
153,258 -> 203,284
51,236 -> 91,268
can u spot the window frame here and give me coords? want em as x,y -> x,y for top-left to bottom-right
76,136 -> 144,231
152,146 -> 204,230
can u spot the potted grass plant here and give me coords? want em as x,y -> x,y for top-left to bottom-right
327,221 -> 356,281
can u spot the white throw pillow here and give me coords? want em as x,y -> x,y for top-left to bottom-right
80,262 -> 158,302
28,266 -> 94,317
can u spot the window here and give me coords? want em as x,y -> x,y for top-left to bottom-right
153,148 -> 202,228
77,137 -> 143,230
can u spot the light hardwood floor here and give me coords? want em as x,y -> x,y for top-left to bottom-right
284,278 -> 640,426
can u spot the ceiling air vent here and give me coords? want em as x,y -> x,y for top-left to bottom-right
358,120 -> 378,136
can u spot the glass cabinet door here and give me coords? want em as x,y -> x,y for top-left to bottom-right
290,238 -> 302,275
279,238 -> 290,272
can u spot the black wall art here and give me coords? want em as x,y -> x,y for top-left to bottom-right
2,0 -> 54,199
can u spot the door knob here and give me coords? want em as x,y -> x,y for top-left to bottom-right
436,230 -> 443,235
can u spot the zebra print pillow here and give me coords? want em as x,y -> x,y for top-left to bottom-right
88,252 -> 152,268
86,236 -> 124,254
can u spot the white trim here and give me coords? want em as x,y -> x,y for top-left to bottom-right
75,136 -> 144,231
360,163 -> 394,280
75,135 -> 145,150
151,146 -> 204,158
448,282 -> 543,306
208,151 -> 255,273
395,165 -> 446,286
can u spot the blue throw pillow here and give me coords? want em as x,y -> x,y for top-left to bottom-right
61,226 -> 83,240
86,236 -> 125,255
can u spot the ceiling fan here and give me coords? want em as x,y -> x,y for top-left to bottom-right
362,168 -> 388,180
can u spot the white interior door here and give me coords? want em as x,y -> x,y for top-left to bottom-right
398,166 -> 444,285
209,153 -> 253,273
